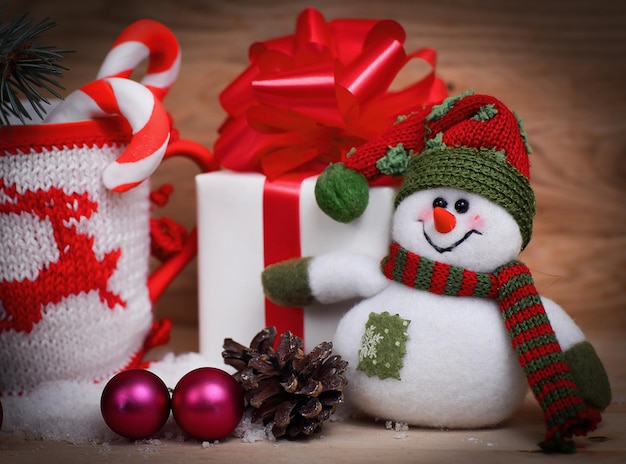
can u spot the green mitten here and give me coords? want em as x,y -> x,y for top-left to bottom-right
564,341 -> 612,411
262,257 -> 314,307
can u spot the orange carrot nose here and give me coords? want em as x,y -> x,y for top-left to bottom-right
433,207 -> 456,233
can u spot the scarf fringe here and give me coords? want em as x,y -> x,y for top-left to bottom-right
539,407 -> 602,453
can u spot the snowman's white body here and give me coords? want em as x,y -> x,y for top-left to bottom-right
308,187 -> 585,428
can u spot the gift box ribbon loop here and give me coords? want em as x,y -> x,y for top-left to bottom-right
215,7 -> 448,180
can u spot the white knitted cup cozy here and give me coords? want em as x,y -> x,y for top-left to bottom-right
0,119 -> 157,395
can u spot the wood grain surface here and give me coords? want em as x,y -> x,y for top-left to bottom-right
1,1 -> 625,462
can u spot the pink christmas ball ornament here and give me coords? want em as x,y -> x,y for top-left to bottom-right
100,369 -> 171,439
171,367 -> 244,441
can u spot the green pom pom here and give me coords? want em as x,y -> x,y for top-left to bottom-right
314,163 -> 369,223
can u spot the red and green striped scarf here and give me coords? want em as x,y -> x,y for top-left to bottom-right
381,242 -> 601,453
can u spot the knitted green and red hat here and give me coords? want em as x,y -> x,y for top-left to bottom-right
314,104 -> 433,223
314,90 -> 536,248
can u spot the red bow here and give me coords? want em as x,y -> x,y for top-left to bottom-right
214,7 -> 448,179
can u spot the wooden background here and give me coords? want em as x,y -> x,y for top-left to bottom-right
5,0 -> 624,362
2,0 -> 625,462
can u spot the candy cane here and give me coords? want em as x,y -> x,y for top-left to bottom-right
42,20 -> 180,191
46,77 -> 170,192
96,19 -> 181,101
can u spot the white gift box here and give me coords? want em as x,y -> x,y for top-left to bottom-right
196,170 -> 396,368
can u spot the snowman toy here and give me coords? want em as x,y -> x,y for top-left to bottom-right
262,91 -> 611,453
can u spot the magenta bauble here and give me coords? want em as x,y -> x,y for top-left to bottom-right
171,367 -> 244,441
100,369 -> 171,439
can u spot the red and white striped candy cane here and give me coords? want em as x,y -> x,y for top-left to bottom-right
96,19 -> 181,101
46,77 -> 170,192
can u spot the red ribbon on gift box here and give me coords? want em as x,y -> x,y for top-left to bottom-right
262,174 -> 311,340
214,8 -> 448,342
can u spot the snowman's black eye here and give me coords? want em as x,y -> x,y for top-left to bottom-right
433,197 -> 448,209
455,199 -> 470,214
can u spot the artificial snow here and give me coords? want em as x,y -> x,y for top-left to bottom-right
466,436 -> 496,447
231,409 -> 276,443
201,440 -> 220,448
1,352 -> 216,443
385,420 -> 409,439
1,351 -> 348,445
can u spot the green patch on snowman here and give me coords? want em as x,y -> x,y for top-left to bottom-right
357,312 -> 410,380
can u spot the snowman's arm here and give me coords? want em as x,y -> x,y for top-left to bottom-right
262,251 -> 389,307
542,296 -> 612,411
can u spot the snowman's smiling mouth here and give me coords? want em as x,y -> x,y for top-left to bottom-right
420,222 -> 482,253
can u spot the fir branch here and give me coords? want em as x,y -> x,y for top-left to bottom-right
0,11 -> 73,127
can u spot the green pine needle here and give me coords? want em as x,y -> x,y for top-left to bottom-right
0,11 -> 73,127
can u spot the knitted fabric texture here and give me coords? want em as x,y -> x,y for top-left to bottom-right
0,126 -> 167,395
343,105 -> 433,181
381,242 -> 602,452
394,92 -> 536,249
381,242 -> 499,298
425,92 -> 531,179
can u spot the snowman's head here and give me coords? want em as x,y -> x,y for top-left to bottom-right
390,90 -> 538,257
392,187 -> 522,272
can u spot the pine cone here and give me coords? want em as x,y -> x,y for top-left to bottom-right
222,326 -> 348,439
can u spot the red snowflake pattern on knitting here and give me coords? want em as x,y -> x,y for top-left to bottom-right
0,180 -> 126,333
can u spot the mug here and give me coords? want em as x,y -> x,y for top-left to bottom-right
0,18 -> 217,396
0,114 -> 215,395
